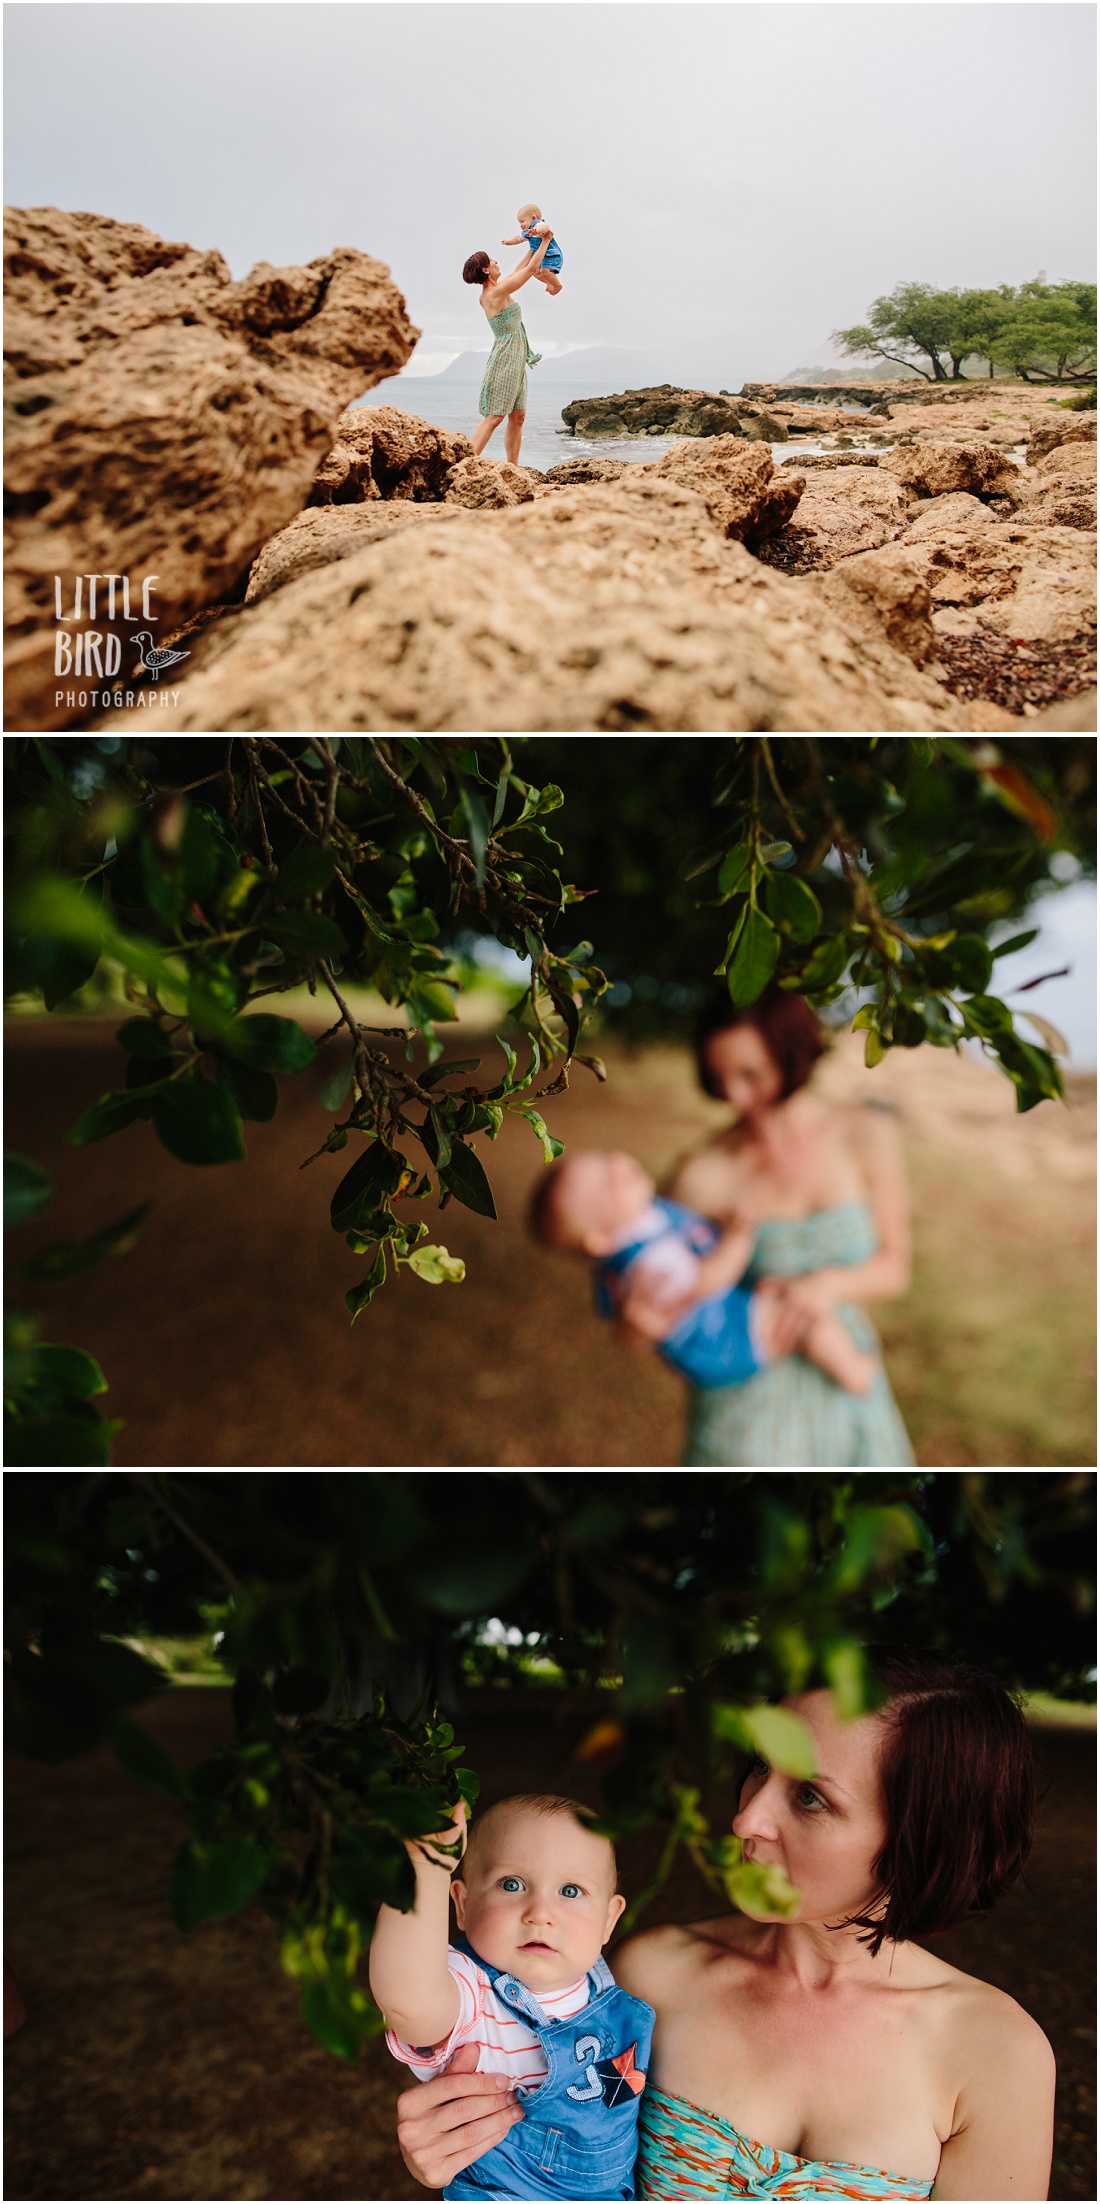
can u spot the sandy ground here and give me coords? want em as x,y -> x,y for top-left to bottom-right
4,1018 -> 1094,1467
4,1688 -> 1094,2202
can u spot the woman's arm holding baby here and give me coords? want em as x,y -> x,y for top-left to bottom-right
367,1806 -> 465,2047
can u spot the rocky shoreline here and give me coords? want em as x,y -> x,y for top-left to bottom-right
4,208 -> 1095,733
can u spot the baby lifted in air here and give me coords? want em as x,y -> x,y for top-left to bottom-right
501,201 -> 564,295
372,1793 -> 655,2201
531,1149 -> 877,1395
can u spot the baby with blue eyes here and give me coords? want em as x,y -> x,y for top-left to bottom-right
371,1792 -> 655,2199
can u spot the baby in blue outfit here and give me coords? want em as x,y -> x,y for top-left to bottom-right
532,1149 -> 876,1395
372,1794 -> 654,2200
502,201 -> 564,294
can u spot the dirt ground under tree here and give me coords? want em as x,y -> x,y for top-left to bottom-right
4,1689 -> 1095,2202
5,1017 -> 1095,1466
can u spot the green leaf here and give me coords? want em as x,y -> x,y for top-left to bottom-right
3,1412 -> 115,1466
345,1247 -> 387,1321
27,1343 -> 107,1399
417,1059 -> 482,1089
405,1244 -> 466,1284
726,906 -> 780,1008
300,1975 -> 374,2064
712,1702 -> 818,1778
850,1005 -> 877,1032
111,1714 -> 193,1802
864,1029 -> 887,1068
822,1640 -> 874,1721
116,1019 -> 173,1059
960,993 -> 1013,1037
318,1059 -> 354,1111
412,1546 -> 531,1615
5,1153 -> 52,1228
794,933 -> 850,993
763,870 -> 822,944
991,928 -> 1039,959
276,843 -> 338,901
223,1015 -> 317,1074
519,1107 -> 565,1165
216,1057 -> 278,1122
330,1142 -> 406,1234
726,1850 -> 802,1921
439,1139 -> 497,1219
758,839 -> 793,864
1017,1010 -> 1069,1058
21,1202 -> 151,1285
267,910 -> 346,960
717,839 -> 752,899
892,1003 -> 925,1048
170,1837 -> 270,1931
153,1078 -> 246,1165
829,1503 -> 926,1594
946,933 -> 994,994
68,1091 -> 149,1146
458,778 -> 490,889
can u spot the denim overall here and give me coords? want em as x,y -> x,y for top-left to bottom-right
594,1199 -> 762,1392
444,1935 -> 656,2203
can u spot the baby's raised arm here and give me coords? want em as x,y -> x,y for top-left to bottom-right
690,1221 -> 755,1298
367,1804 -> 465,2048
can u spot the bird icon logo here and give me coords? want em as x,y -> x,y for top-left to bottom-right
132,631 -> 190,682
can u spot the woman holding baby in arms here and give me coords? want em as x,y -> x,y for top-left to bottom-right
386,1651 -> 1054,2200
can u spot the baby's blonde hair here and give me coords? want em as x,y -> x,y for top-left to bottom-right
459,1793 -> 617,1888
517,202 -> 543,224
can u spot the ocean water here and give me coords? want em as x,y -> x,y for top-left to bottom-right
373,376 -> 679,472
369,377 -> 888,474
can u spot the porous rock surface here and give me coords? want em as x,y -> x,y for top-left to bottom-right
1026,411 -> 1096,464
444,455 -> 543,508
307,405 -> 470,505
99,471 -> 983,733
1008,441 -> 1096,531
853,526 -> 1096,646
754,465 -> 913,573
4,206 -> 418,729
812,549 -> 937,667
543,455 -> 628,485
244,500 -> 461,605
879,438 -> 1022,502
640,437 -> 805,543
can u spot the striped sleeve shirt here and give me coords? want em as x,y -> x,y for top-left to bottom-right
386,1946 -> 591,2092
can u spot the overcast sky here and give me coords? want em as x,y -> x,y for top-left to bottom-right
5,1 -> 1096,383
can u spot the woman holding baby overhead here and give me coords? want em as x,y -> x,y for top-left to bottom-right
462,206 -> 561,467
392,1650 -> 1055,2200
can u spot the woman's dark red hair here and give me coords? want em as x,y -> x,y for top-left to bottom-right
463,251 -> 491,286
695,980 -> 826,1103
847,1646 -> 1036,1955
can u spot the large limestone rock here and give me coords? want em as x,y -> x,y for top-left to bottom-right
813,549 -> 937,666
560,386 -> 784,441
850,525 -> 1096,646
543,456 -> 628,485
245,500 -> 460,604
1026,410 -> 1096,463
96,471 -> 985,733
641,437 -> 805,543
444,455 -> 542,509
307,404 -> 470,505
879,438 -> 1021,502
900,492 -> 1000,538
4,206 -> 418,730
754,465 -> 913,573
1009,441 -> 1096,530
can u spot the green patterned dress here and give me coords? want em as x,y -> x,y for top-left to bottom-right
684,1201 -> 914,1468
479,303 -> 541,417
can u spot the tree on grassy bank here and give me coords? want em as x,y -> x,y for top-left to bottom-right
5,738 -> 1093,1466
835,278 -> 1097,383
5,1468 -> 1095,2061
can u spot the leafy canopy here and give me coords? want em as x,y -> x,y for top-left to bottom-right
6,1469 -> 1094,2060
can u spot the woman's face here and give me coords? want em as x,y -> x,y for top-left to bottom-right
485,258 -> 500,284
704,1022 -> 785,1122
731,1689 -> 889,1929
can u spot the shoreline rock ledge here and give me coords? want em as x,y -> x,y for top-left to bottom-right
561,385 -> 786,441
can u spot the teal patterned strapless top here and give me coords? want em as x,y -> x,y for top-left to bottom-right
684,1201 -> 914,1470
637,2085 -> 935,2200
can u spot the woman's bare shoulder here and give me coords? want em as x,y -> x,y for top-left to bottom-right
612,1915 -> 748,1994
907,1945 -> 1055,2072
665,1134 -> 744,1211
